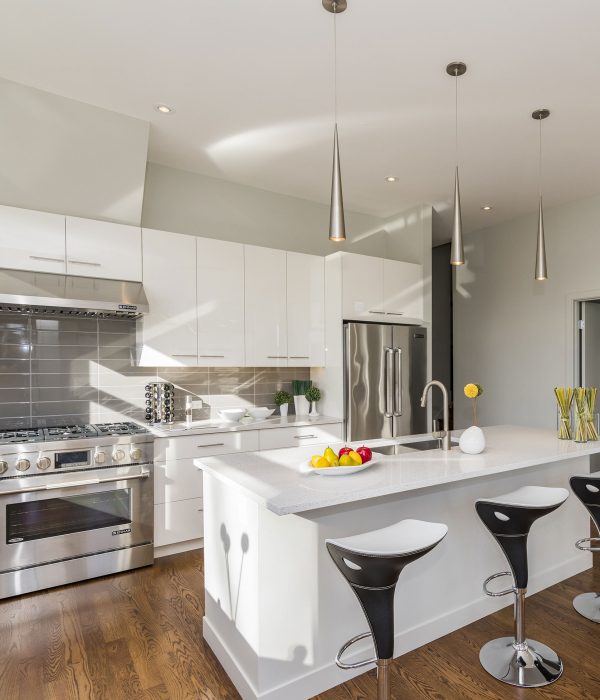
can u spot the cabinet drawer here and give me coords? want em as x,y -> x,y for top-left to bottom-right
154,458 -> 203,505
259,424 -> 343,450
154,430 -> 259,461
154,497 -> 204,547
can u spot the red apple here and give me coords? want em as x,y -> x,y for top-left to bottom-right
338,446 -> 352,458
356,446 -> 372,463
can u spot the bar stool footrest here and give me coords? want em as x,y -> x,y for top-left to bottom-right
335,632 -> 377,670
575,536 -> 600,552
483,571 -> 515,597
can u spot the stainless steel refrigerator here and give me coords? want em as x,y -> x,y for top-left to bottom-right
344,322 -> 427,442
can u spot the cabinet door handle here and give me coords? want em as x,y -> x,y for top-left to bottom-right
294,434 -> 317,440
267,355 -> 288,359
387,312 -> 404,316
289,356 -> 309,359
368,310 -> 386,315
29,255 -> 65,263
197,443 -> 225,449
199,354 -> 225,358
68,259 -> 102,267
172,354 -> 197,357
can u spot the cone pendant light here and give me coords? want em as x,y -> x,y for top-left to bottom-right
532,109 -> 550,280
447,61 -> 467,266
323,0 -> 347,242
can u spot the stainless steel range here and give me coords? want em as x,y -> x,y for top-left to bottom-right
0,421 -> 154,599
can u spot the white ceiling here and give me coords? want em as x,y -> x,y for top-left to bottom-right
1,1 -> 600,242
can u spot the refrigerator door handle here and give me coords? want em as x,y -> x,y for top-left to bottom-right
393,348 -> 402,416
384,347 -> 394,417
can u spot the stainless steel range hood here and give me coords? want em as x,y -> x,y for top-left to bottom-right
0,268 -> 149,318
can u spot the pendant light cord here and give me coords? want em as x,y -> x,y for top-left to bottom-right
333,2 -> 338,125
538,115 -> 543,198
455,69 -> 459,168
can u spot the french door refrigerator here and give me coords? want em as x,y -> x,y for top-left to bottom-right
344,321 -> 427,442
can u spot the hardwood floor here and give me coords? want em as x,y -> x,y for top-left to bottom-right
1,552 -> 599,699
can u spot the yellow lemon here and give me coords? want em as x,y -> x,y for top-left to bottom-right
326,456 -> 339,467
348,450 -> 363,465
339,454 -> 355,466
311,455 -> 330,468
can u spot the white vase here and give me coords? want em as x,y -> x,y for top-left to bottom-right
294,395 -> 310,416
309,402 -> 319,418
279,403 -> 289,417
459,425 -> 486,454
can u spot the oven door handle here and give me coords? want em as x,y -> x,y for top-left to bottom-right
0,470 -> 150,496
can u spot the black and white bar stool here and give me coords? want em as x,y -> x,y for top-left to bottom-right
326,519 -> 448,700
570,474 -> 600,622
476,485 -> 569,687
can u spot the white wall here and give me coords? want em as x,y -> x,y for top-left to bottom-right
0,77 -> 149,225
142,162 -> 426,261
454,191 -> 600,430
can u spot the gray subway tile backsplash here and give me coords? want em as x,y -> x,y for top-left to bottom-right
0,314 -> 311,427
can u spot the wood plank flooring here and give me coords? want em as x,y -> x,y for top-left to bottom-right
0,551 -> 599,699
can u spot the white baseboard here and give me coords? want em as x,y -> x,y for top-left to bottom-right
203,555 -> 591,700
154,538 -> 203,558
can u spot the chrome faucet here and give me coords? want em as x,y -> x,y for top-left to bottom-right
420,380 -> 451,451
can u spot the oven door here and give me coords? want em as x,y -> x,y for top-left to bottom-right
0,465 -> 153,572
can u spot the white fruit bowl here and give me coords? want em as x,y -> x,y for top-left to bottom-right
247,407 -> 275,420
218,408 -> 247,423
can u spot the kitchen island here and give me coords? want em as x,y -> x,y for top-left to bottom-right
195,426 -> 600,700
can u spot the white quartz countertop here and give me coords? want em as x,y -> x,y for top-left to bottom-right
148,414 -> 342,438
194,425 -> 600,515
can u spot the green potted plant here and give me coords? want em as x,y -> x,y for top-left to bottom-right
305,385 -> 322,417
273,390 -> 292,417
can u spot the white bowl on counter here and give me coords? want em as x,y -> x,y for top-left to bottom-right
218,408 -> 247,423
247,407 -> 275,420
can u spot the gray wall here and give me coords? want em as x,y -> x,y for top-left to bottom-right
432,243 -> 453,425
0,313 -> 308,429
0,78 -> 149,225
454,191 -> 600,430
142,162 -> 425,261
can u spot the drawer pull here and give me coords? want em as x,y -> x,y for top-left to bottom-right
199,354 -> 225,358
387,312 -> 404,316
267,355 -> 288,359
368,310 -> 386,314
172,354 -> 197,357
68,259 -> 102,267
29,255 -> 65,263
197,443 -> 225,448
294,435 -> 317,440
289,356 -> 309,359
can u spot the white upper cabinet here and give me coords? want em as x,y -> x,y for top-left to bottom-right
341,253 -> 423,322
383,259 -> 424,321
287,252 -> 325,367
0,205 -> 66,273
65,216 -> 142,281
341,253 -> 385,320
139,229 -> 198,366
196,238 -> 245,367
244,245 -> 288,367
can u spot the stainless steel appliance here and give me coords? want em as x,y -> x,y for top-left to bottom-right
0,268 -> 148,317
344,322 -> 427,442
0,422 -> 153,599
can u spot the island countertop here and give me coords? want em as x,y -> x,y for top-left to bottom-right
194,425 -> 600,515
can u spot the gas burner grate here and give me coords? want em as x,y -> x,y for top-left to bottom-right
94,422 -> 148,436
0,429 -> 44,444
43,425 -> 99,440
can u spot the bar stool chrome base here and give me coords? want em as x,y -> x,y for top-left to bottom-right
573,591 -> 600,622
479,637 -> 563,687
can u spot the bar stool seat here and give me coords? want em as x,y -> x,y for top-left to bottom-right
570,475 -> 600,622
327,519 -> 448,700
476,485 -> 568,688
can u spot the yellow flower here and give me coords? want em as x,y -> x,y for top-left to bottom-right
464,383 -> 479,399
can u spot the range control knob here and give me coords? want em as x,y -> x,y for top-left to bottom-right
112,448 -> 125,462
0,461 -> 7,475
37,456 -> 52,471
130,447 -> 142,462
94,451 -> 106,465
16,458 -> 31,472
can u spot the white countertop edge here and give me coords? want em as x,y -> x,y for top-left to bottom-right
147,415 -> 342,438
194,426 -> 600,516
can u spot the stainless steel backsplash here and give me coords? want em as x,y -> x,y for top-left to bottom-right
0,314 -> 309,429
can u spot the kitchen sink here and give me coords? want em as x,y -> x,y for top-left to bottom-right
371,438 -> 459,456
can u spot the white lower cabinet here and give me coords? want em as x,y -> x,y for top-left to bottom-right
258,424 -> 343,450
154,497 -> 204,548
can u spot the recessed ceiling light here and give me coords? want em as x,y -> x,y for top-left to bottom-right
385,176 -> 399,183
481,205 -> 493,211
155,104 -> 175,114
